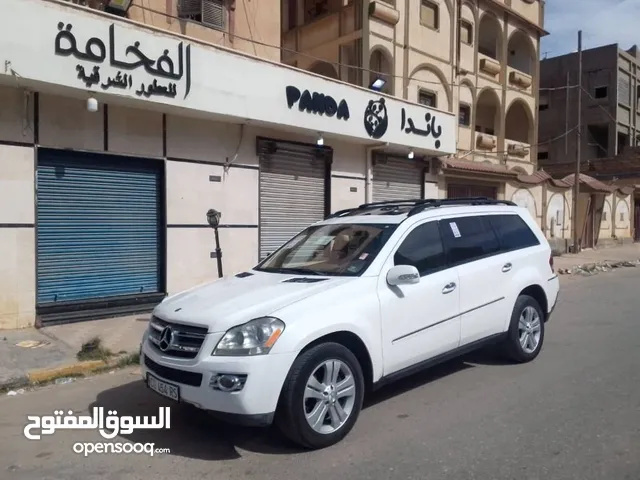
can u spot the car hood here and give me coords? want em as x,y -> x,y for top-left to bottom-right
152,270 -> 355,332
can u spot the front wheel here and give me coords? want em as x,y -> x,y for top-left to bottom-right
501,295 -> 545,363
276,342 -> 364,449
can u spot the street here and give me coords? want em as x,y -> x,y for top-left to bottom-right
1,269 -> 639,480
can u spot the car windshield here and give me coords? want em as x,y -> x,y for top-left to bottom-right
256,223 -> 398,276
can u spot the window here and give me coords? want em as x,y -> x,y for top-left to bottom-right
439,216 -> 500,265
418,89 -> 437,108
602,211 -> 607,221
620,212 -> 625,222
394,222 -> 446,276
460,20 -> 473,45
421,0 -> 439,30
459,104 -> 471,126
594,86 -> 608,99
539,104 -> 549,112
486,214 -> 540,253
537,151 -> 549,160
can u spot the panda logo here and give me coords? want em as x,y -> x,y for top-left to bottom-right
363,97 -> 389,139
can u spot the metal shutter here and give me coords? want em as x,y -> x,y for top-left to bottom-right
202,0 -> 225,29
258,141 -> 328,259
372,155 -> 424,202
447,183 -> 497,199
36,150 -> 162,305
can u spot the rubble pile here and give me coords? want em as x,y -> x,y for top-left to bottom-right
557,259 -> 640,276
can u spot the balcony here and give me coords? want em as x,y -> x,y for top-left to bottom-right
506,29 -> 535,94
476,132 -> 498,151
506,141 -> 531,163
282,2 -> 362,67
479,54 -> 501,77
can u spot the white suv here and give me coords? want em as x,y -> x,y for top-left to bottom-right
140,198 -> 559,449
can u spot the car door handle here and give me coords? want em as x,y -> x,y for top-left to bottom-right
502,263 -> 512,273
442,282 -> 457,294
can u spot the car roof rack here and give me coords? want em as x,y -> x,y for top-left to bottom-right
326,197 -> 517,219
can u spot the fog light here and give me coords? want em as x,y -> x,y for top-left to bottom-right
210,373 -> 247,392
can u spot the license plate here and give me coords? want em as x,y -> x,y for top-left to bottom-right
147,373 -> 180,402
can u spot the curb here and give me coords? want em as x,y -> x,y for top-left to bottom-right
27,359 -> 107,384
1,352 -> 141,392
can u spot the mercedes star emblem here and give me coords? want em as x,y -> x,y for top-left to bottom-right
158,326 -> 173,352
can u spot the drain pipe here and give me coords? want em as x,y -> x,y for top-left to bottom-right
365,142 -> 389,203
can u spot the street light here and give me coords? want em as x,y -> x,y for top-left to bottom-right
206,208 -> 223,278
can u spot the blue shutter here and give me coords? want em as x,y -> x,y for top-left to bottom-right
36,151 -> 162,305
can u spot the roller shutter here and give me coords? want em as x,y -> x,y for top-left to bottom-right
447,183 -> 497,199
258,139 -> 329,259
36,150 -> 162,307
372,155 -> 424,202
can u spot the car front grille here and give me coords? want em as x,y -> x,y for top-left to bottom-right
147,315 -> 208,359
144,355 -> 203,387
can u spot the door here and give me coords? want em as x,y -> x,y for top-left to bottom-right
372,154 -> 424,202
447,183 -> 498,199
36,150 -> 162,308
439,215 -> 508,346
258,141 -> 328,259
379,220 -> 461,374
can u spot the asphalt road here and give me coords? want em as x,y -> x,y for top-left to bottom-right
2,269 -> 639,480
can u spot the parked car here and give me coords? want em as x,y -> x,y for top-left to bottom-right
140,197 -> 560,449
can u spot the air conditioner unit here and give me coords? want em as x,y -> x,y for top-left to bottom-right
177,0 -> 203,17
105,0 -> 132,12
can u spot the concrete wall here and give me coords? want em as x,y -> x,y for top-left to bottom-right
128,0 -> 282,62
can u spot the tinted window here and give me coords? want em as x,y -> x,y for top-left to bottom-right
487,214 -> 540,252
394,222 -> 446,276
440,216 -> 500,265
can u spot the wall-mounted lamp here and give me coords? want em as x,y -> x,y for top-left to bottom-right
206,208 -> 224,278
316,133 -> 324,146
408,150 -> 415,160
369,78 -> 387,91
87,97 -> 98,113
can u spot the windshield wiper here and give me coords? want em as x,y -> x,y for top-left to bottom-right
269,267 -> 323,276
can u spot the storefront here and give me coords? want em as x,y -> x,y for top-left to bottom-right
0,0 -> 456,328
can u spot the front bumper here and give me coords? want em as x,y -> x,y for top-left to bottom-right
139,335 -> 296,424
546,274 -> 560,321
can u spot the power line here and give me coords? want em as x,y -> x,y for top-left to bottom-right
131,4 -> 579,93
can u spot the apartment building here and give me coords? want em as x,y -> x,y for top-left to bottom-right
0,0 -> 458,329
282,0 -> 547,203
539,43 -> 640,168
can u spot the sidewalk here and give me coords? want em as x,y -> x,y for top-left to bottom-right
1,242 -> 639,391
0,314 -> 148,392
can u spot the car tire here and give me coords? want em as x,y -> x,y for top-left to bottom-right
502,294 -> 545,364
276,342 -> 365,450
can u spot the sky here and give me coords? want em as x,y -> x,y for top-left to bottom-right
541,0 -> 640,58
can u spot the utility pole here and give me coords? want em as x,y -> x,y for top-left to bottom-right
565,71 -> 570,155
572,30 -> 583,253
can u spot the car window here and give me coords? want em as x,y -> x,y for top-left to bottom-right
394,221 -> 446,276
255,223 -> 397,276
487,214 -> 540,252
439,215 -> 500,266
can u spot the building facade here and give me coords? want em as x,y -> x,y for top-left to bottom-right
539,43 -> 640,167
0,0 -> 457,329
282,0 -> 547,204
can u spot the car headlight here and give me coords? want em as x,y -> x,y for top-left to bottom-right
212,317 -> 285,356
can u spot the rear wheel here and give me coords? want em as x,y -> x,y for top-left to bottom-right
276,342 -> 364,449
502,295 -> 545,363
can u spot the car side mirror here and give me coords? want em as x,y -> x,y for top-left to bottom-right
387,265 -> 420,286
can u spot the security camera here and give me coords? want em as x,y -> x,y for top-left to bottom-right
87,97 -> 98,113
